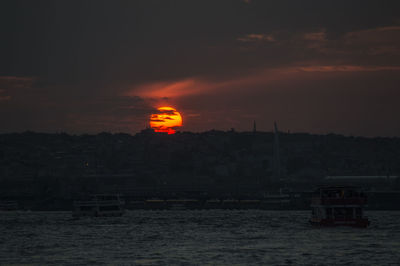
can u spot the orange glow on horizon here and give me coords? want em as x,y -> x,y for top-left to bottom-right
150,106 -> 183,134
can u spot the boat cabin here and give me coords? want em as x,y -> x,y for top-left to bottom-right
310,186 -> 369,227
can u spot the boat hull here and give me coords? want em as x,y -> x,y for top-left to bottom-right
309,218 -> 370,228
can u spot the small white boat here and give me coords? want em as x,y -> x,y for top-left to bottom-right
73,194 -> 125,217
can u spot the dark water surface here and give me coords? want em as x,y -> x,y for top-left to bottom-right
0,210 -> 399,265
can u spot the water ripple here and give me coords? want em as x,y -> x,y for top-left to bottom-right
0,210 -> 399,265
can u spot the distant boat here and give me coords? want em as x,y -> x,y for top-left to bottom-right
263,192 -> 291,204
73,194 -> 125,217
261,189 -> 293,209
165,199 -> 199,210
0,201 -> 18,211
309,186 -> 370,227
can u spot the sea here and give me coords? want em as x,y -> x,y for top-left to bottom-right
0,210 -> 399,265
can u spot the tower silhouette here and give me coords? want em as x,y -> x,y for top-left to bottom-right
273,121 -> 281,180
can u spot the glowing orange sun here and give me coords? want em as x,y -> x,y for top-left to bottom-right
150,106 -> 183,134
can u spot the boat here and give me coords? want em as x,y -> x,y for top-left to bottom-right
73,194 -> 125,217
166,199 -> 199,210
261,189 -> 292,209
309,186 -> 370,227
144,198 -> 165,209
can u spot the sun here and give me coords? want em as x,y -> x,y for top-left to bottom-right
150,106 -> 183,134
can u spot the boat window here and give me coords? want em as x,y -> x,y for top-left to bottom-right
355,208 -> 362,219
326,208 -> 332,219
333,208 -> 353,219
345,208 -> 353,219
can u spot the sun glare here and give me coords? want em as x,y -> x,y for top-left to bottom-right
150,106 -> 183,134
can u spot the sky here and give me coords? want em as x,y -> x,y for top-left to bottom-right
1,0 -> 400,136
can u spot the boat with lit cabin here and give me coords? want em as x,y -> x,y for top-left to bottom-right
310,186 -> 370,227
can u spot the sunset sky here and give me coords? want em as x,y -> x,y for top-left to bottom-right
1,0 -> 400,136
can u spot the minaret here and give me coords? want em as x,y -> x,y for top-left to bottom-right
253,120 -> 257,133
273,121 -> 281,180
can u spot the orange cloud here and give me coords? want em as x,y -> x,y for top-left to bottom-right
129,79 -> 204,98
303,30 -> 327,41
0,76 -> 35,89
0,95 -> 11,101
238,26 -> 400,56
0,76 -> 36,102
237,33 -> 276,42
297,65 -> 400,72
302,26 -> 400,55
126,25 -> 400,103
126,63 -> 400,102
